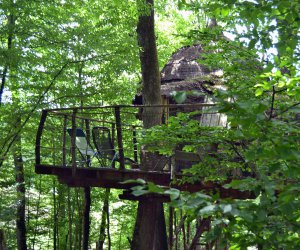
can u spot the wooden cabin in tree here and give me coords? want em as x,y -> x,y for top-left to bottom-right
134,44 -> 227,126
134,44 -> 228,171
35,45 -> 252,200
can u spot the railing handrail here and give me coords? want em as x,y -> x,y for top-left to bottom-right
43,103 -> 216,112
36,103 -> 223,171
35,110 -> 48,166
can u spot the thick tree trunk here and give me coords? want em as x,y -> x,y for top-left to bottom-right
132,1 -> 168,249
132,199 -> 168,250
13,118 -> 27,250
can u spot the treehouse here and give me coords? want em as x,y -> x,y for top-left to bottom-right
35,104 -> 253,199
134,44 -> 228,171
134,44 -> 225,120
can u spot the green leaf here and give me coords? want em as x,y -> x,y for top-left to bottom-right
255,88 -> 264,96
132,189 -> 149,196
164,188 -> 180,200
199,204 -> 217,215
222,204 -> 232,213
248,39 -> 257,49
120,178 -> 146,185
147,182 -> 164,193
172,91 -> 187,104
221,8 -> 230,17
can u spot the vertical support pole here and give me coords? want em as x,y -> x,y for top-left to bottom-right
114,106 -> 125,170
71,109 -> 78,176
132,126 -> 138,163
62,115 -> 67,167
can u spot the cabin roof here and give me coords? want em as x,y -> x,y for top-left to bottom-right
160,44 -> 223,98
161,44 -> 210,82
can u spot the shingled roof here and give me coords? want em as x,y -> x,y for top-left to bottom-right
160,44 -> 222,98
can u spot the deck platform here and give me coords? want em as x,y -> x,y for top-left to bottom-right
36,165 -> 254,199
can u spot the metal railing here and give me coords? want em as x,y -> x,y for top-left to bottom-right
35,104 -> 225,174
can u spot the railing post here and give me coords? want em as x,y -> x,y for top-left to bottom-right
132,126 -> 138,163
62,115 -> 67,167
114,106 -> 125,170
71,109 -> 78,176
111,123 -> 116,168
85,118 -> 91,167
35,110 -> 48,167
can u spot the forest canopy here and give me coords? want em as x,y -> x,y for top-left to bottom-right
0,0 -> 299,249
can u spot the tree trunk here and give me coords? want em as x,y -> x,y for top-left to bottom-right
82,187 -> 91,250
0,13 -> 14,106
97,188 -> 110,250
188,217 -> 210,250
0,229 -> 7,250
13,118 -> 27,250
132,199 -> 167,250
32,177 -> 42,250
132,1 -> 168,249
67,188 -> 73,250
53,180 -> 58,250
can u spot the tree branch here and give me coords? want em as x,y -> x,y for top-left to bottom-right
188,217 -> 211,250
274,102 -> 300,118
0,14 -> 14,106
0,62 -> 68,168
268,85 -> 276,120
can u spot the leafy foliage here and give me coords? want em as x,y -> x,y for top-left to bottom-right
0,0 -> 299,249
139,0 -> 300,248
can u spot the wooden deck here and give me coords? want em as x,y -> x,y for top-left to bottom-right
35,105 -> 254,201
35,165 -> 254,199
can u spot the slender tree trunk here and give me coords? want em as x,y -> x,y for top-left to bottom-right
67,188 -> 73,250
131,0 -> 168,249
188,217 -> 210,250
0,229 -> 7,250
106,190 -> 111,250
75,189 -> 83,249
13,117 -> 27,250
169,207 -> 174,250
97,188 -> 110,250
0,13 -> 14,106
32,177 -> 42,250
82,187 -> 91,250
53,180 -> 58,250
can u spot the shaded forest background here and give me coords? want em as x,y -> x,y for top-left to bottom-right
1,0 -> 300,249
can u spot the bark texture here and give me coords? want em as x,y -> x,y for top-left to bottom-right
132,199 -> 168,250
132,1 -> 168,249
